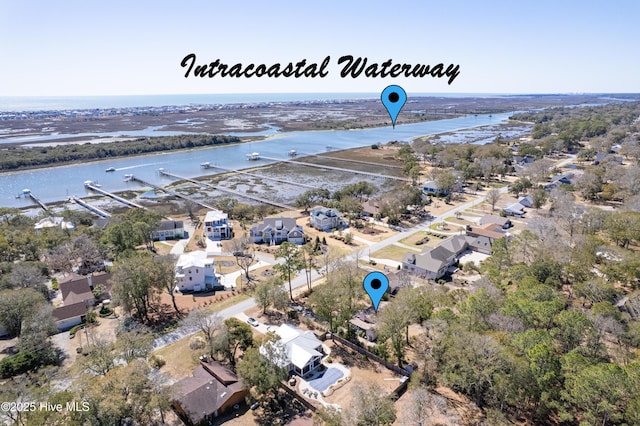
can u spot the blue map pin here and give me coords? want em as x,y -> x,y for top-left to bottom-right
363,271 -> 389,312
381,85 -> 407,129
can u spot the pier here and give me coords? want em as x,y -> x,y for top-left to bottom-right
22,189 -> 48,211
299,153 -> 403,169
203,163 -> 318,189
128,174 -> 217,211
68,196 -> 111,218
84,181 -> 146,209
260,156 -> 411,182
157,169 -> 294,210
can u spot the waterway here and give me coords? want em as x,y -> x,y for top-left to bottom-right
1,112 -> 512,208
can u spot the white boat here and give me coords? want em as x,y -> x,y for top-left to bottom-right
105,167 -> 116,172
200,162 -> 211,168
288,150 -> 297,157
246,152 -> 260,160
123,174 -> 134,182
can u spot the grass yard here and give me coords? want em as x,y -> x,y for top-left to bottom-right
371,244 -> 416,262
153,334 -> 201,379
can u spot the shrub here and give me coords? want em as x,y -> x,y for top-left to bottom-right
326,357 -> 333,363
51,278 -> 58,291
149,354 -> 166,369
69,323 -> 86,338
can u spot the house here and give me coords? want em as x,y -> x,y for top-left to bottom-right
310,206 -> 343,231
349,317 -> 377,342
172,361 -> 248,426
53,272 -> 112,330
34,217 -> 75,235
465,223 -> 509,254
512,155 -> 535,166
151,220 -> 184,241
261,324 -> 324,376
593,153 -> 623,165
203,210 -> 231,240
503,202 -> 526,217
361,198 -> 382,217
421,180 -> 448,196
544,172 -> 576,190
517,195 -> 534,209
478,214 -> 512,229
249,217 -> 305,245
402,235 -> 471,279
175,251 -> 219,292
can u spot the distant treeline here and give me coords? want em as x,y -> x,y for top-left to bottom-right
0,134 -> 241,172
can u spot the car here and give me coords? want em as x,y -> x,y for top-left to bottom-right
247,317 -> 259,327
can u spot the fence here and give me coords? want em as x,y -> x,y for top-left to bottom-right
279,383 -> 317,412
330,334 -> 411,377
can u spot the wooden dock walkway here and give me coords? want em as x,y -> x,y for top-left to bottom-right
260,156 -> 411,182
300,153 -> 403,169
84,181 -> 146,209
157,169 -> 294,210
68,196 -> 111,218
203,164 -> 319,189
128,175 -> 217,211
22,189 -> 48,211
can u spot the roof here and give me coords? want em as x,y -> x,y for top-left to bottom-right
176,251 -> 214,269
251,217 -> 300,233
204,210 -> 228,222
52,302 -> 87,321
438,235 -> 469,256
466,223 -> 506,240
59,273 -> 112,305
154,220 -> 184,232
34,217 -> 75,231
505,202 -> 525,213
403,249 -> 449,274
271,324 -> 323,370
349,317 -> 375,330
311,206 -> 339,218
174,364 -> 246,424
479,214 -> 510,226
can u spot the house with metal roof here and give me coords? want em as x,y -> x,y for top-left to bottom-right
249,217 -> 305,245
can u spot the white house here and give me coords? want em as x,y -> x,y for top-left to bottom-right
309,206 -> 343,232
175,251 -> 219,292
260,324 -> 324,376
204,210 -> 231,240
34,217 -> 75,235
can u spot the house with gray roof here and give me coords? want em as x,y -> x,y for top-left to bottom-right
249,217 -> 305,245
260,324 -> 324,377
151,220 -> 184,241
479,214 -> 512,228
402,237 -> 463,280
310,206 -> 343,231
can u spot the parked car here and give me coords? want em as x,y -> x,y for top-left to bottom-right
247,317 -> 259,327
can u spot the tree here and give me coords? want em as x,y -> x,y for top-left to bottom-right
377,295 -> 414,366
310,283 -> 341,332
486,188 -> 501,211
344,384 -> 396,426
254,277 -> 288,315
301,243 -> 320,290
274,242 -> 303,301
186,309 -> 223,358
80,336 -> 117,376
0,288 -> 47,337
217,318 -> 253,367
114,323 -> 153,362
3,263 -> 48,298
231,236 -> 256,287
509,177 -> 533,197
154,255 -> 180,316
111,255 -> 161,323
236,335 -> 287,394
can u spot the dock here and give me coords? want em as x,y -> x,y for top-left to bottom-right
204,164 -> 319,189
128,174 -> 217,211
299,153 -> 403,169
22,189 -> 48,211
260,156 -> 411,182
157,169 -> 294,210
68,196 -> 111,218
84,181 -> 146,209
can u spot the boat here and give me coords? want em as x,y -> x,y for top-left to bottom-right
105,167 -> 116,172
288,150 -> 297,158
123,174 -> 134,182
246,152 -> 260,161
200,162 -> 212,168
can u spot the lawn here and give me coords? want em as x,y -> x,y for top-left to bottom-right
371,244 -> 416,262
398,231 -> 434,248
154,334 -> 201,379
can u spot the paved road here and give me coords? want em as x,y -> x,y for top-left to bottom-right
152,154 -> 577,350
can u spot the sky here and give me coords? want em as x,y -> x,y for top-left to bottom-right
0,0 -> 638,96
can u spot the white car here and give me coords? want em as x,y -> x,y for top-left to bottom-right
247,317 -> 259,327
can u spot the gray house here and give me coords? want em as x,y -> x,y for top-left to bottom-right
249,217 -> 305,245
402,235 -> 468,279
310,206 -> 343,231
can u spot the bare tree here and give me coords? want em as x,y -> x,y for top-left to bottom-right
406,387 -> 450,426
230,237 -> 256,288
486,188 -> 501,211
186,309 -> 223,358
